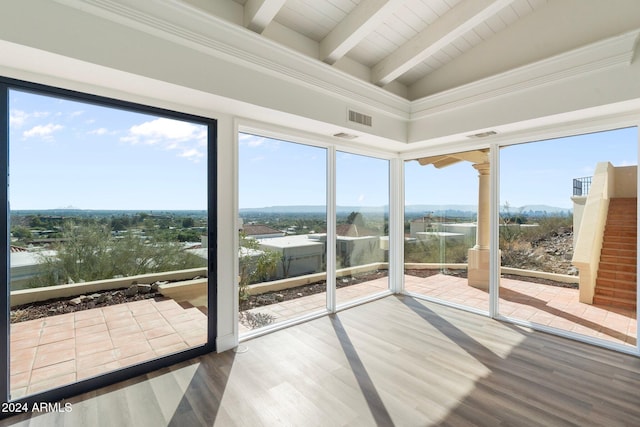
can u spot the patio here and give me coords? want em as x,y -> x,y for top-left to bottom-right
10,297 -> 207,399
10,271 -> 636,400
241,273 -> 636,346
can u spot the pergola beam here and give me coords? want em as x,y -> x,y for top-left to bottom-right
320,0 -> 404,65
417,149 -> 489,168
244,0 -> 286,34
372,0 -> 515,85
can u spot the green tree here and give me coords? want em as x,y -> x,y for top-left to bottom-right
11,226 -> 32,241
238,232 -> 280,301
30,221 -> 206,287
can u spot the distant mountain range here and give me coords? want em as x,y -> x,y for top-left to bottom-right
240,204 -> 572,216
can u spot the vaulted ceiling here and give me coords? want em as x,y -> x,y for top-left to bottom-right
1,0 -> 639,151
193,0 -> 549,99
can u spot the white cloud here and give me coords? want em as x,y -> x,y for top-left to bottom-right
88,127 -> 109,135
121,117 -> 207,162
10,110 -> 28,127
179,148 -> 205,161
23,123 -> 64,140
358,194 -> 365,202
240,133 -> 277,148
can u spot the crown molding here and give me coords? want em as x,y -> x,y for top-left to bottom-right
53,0 -> 410,120
411,29 -> 640,119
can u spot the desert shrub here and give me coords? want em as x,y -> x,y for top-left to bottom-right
30,221 -> 206,288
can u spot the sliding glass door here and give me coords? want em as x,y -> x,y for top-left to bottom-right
336,152 -> 389,306
3,79 -> 216,404
499,128 -> 638,348
404,150 -> 489,312
238,133 -> 327,333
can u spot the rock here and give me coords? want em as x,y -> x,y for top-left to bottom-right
125,285 -> 139,297
96,293 -> 111,303
138,284 -> 152,294
69,297 -> 83,306
256,294 -> 276,304
89,293 -> 101,300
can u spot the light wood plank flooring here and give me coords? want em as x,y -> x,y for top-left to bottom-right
2,295 -> 640,426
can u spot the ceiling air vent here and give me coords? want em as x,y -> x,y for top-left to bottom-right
348,109 -> 372,127
333,132 -> 358,140
467,130 -> 497,138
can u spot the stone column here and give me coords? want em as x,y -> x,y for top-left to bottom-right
468,162 -> 492,289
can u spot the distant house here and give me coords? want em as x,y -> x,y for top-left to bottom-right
242,224 -> 286,239
10,246 -> 57,290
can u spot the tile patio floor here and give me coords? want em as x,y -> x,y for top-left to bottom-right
11,272 -> 636,399
242,273 -> 637,347
10,298 -> 207,399
405,273 -> 636,347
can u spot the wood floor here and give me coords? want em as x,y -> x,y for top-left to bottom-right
3,295 -> 640,426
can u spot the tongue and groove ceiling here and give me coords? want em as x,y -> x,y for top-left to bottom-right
219,0 -> 547,99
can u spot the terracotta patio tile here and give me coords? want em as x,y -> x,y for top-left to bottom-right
75,316 -> 106,329
153,342 -> 189,357
39,327 -> 75,345
42,313 -> 75,327
118,351 -> 158,368
29,360 -> 76,385
106,316 -> 138,330
148,333 -> 184,351
127,301 -> 157,315
143,325 -> 175,340
74,309 -> 104,322
75,331 -> 111,346
11,336 -> 41,351
76,337 -> 114,358
10,370 -> 30,390
76,361 -> 121,381
28,373 -> 77,395
101,304 -> 131,316
153,298 -> 180,311
113,341 -> 153,358
136,317 -> 171,331
10,346 -> 37,365
33,340 -> 76,369
108,324 -> 144,340
76,349 -> 117,370
75,322 -> 108,337
111,332 -> 148,349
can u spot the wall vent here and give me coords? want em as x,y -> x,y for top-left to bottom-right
348,109 -> 372,127
333,132 -> 358,140
467,130 -> 497,138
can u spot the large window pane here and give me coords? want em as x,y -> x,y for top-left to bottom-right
238,133 -> 327,333
404,150 -> 489,312
336,152 -> 389,306
9,89 -> 209,399
499,127 -> 637,347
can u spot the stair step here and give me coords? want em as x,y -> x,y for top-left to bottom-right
593,295 -> 637,310
600,247 -> 636,256
597,269 -> 637,282
594,285 -> 636,299
600,255 -> 636,271
595,276 -> 636,291
598,262 -> 637,274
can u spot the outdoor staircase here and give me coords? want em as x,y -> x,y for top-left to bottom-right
593,197 -> 637,310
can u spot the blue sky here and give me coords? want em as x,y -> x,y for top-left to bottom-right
9,90 -> 637,211
244,127 -> 637,210
9,90 -> 208,210
239,134 -> 389,209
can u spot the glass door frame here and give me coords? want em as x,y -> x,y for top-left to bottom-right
1,76 -> 218,409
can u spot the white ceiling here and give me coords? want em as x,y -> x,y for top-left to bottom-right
204,0 -> 549,99
1,0 -> 639,153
